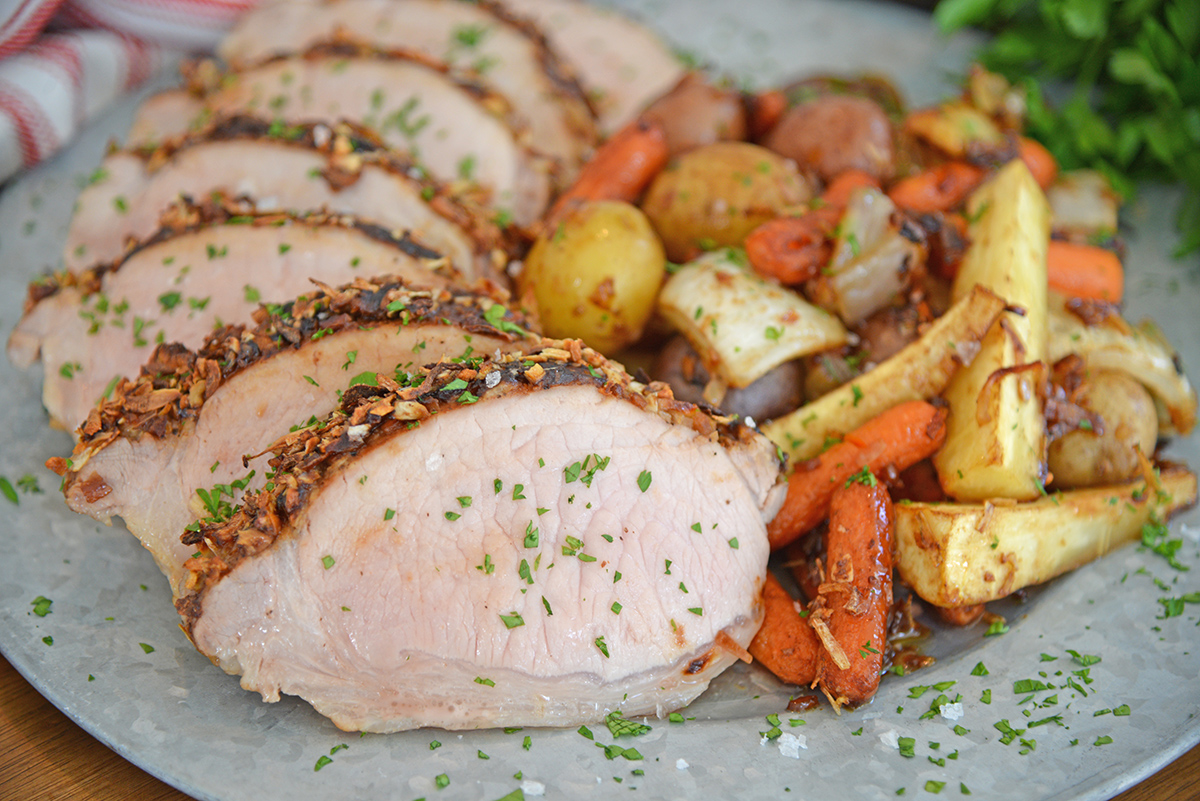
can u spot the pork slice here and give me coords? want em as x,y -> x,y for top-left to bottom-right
125,52 -> 553,225
219,0 -> 597,167
63,119 -> 497,278
14,205 -> 454,431
497,0 -> 684,133
124,88 -> 206,148
176,346 -> 784,731
57,281 -> 531,598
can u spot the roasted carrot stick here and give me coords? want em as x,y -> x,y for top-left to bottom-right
810,473 -> 894,709
1046,239 -> 1124,302
744,170 -> 880,284
1018,136 -> 1058,191
544,117 -> 669,228
749,88 -> 788,140
748,571 -> 821,686
767,399 -> 947,551
887,161 -> 987,214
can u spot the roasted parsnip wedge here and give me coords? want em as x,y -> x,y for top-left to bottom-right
1048,297 -> 1197,437
933,160 -> 1050,501
657,249 -> 848,389
763,284 -> 1005,462
894,467 -> 1197,607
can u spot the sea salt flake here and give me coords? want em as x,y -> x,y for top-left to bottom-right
880,730 -> 900,749
520,780 -> 545,796
676,758 -> 689,770
939,702 -> 964,721
777,732 -> 806,758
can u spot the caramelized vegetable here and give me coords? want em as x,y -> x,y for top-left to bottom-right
520,201 -> 665,352
748,571 -> 820,686
545,118 -> 669,229
1046,240 -> 1124,302
895,467 -> 1198,607
642,141 -> 812,261
767,400 -> 946,551
810,474 -> 894,709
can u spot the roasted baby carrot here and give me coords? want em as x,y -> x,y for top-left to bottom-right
1046,239 -> 1124,302
544,117 -> 669,228
744,207 -> 839,284
887,161 -> 987,214
748,571 -> 821,686
744,169 -> 879,284
1018,136 -> 1058,191
810,472 -> 894,709
767,399 -> 947,551
819,169 -> 880,208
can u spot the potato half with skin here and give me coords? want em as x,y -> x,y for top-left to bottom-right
519,201 -> 665,353
1048,369 -> 1158,489
642,142 -> 812,262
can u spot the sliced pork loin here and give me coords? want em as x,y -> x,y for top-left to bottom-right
64,117 -> 504,277
126,47 -> 554,225
218,0 -> 598,167
173,343 -> 784,732
11,201 -> 457,431
51,280 -> 532,598
497,0 -> 684,133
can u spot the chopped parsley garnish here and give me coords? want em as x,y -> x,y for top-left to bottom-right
637,470 -> 652,492
984,619 -> 1009,637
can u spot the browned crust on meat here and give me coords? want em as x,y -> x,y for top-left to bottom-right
23,115 -> 519,313
27,195 -> 460,311
61,279 -> 531,458
174,342 -> 775,629
142,114 -> 508,249
187,41 -> 561,183
474,0 -> 600,143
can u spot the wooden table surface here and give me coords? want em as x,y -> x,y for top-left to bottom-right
1,652 -> 1197,801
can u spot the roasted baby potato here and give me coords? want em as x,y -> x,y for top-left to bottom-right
641,141 -> 812,262
519,200 -> 665,352
641,72 -> 748,156
764,94 -> 895,182
1048,369 -> 1159,489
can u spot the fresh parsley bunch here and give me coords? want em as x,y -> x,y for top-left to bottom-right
934,0 -> 1200,257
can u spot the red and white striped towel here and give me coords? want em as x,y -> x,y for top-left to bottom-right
0,0 -> 260,182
